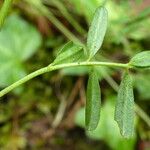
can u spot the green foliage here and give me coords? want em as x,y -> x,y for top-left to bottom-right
0,14 -> 42,87
123,7 -> 150,40
129,51 -> 150,68
0,0 -> 12,28
52,41 -> 84,65
115,71 -> 135,138
87,7 -> 108,59
75,97 -> 136,150
125,19 -> 150,40
86,69 -> 101,130
105,1 -> 150,45
0,1 -> 149,144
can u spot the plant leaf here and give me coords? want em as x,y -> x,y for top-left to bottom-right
52,41 -> 84,65
129,51 -> 150,68
3,15 -> 42,60
86,68 -> 101,130
115,71 -> 135,138
0,14 -> 42,87
75,97 -> 136,150
87,6 -> 108,59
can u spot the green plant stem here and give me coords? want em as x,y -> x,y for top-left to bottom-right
41,8 -> 83,45
44,0 -> 86,35
126,7 -> 150,26
25,0 -> 84,46
135,104 -> 150,127
0,61 -> 129,98
0,0 -> 12,28
0,60 -> 149,128
0,0 -> 148,132
0,67 -> 48,98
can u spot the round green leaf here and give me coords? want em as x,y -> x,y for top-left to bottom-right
0,14 -> 42,87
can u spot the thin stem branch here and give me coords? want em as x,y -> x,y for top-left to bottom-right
135,104 -> 150,127
0,67 -> 48,98
0,0 -> 13,28
44,0 -> 86,35
25,0 -> 84,46
0,0 -> 149,132
0,60 -> 149,128
52,98 -> 67,128
0,61 -> 129,98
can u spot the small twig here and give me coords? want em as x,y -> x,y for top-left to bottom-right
67,77 -> 84,108
52,97 -> 67,128
52,77 -> 83,128
52,76 -> 67,128
79,84 -> 86,105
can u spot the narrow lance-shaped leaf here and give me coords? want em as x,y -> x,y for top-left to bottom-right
86,69 -> 101,131
115,71 -> 135,138
87,6 -> 108,59
129,51 -> 150,68
52,41 -> 84,65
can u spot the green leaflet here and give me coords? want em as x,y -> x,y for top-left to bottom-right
75,97 -> 136,150
86,69 -> 101,131
115,71 -> 135,138
52,41 -> 84,65
87,6 -> 108,59
129,51 -> 150,68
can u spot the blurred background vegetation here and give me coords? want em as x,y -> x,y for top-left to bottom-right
0,0 -> 150,149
